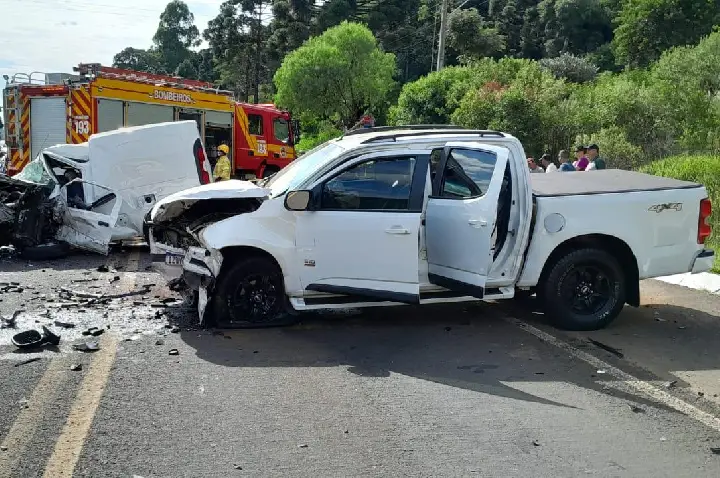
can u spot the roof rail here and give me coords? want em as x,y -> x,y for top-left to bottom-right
344,124 -> 471,137
359,129 -> 506,144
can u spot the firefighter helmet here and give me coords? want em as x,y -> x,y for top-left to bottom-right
218,144 -> 230,154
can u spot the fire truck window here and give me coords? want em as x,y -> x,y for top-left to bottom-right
248,115 -> 263,136
274,118 -> 290,144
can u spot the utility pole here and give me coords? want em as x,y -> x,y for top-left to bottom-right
436,0 -> 449,71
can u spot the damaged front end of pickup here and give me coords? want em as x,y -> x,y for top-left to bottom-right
147,181 -> 269,324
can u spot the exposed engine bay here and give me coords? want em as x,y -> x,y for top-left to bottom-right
0,175 -> 62,249
149,197 -> 263,248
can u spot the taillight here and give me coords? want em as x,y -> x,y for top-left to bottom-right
698,197 -> 712,244
193,139 -> 211,184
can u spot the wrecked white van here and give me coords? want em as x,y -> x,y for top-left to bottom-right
0,120 -> 212,256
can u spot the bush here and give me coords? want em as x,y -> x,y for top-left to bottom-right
539,53 -> 599,83
295,124 -> 342,153
641,155 -> 720,271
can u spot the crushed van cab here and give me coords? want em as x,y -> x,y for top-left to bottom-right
148,126 -> 714,331
1,120 -> 212,256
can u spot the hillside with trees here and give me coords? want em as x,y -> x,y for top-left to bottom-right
113,0 -> 720,162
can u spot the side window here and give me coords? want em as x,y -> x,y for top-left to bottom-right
273,118 -> 290,143
248,114 -> 263,136
321,157 -> 416,211
440,149 -> 497,199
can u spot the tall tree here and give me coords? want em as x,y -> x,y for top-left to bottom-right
153,0 -> 201,73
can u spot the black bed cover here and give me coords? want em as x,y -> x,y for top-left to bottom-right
530,169 -> 702,197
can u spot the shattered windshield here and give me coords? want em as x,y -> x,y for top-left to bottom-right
263,141 -> 345,196
14,155 -> 54,186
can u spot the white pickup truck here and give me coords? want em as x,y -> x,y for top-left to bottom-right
148,126 -> 714,331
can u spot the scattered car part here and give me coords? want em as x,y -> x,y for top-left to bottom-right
12,326 -> 60,349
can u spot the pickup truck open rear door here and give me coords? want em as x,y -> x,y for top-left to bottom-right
425,142 -> 510,298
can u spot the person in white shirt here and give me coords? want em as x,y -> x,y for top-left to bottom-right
541,154 -> 558,173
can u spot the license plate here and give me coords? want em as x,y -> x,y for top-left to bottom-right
165,253 -> 184,266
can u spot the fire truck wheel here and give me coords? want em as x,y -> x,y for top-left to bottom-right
261,166 -> 280,179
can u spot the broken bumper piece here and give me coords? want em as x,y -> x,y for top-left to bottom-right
152,244 -> 223,324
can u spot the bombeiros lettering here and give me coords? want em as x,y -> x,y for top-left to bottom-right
152,89 -> 194,104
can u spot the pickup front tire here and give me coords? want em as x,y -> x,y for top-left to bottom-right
210,256 -> 297,328
541,248 -> 626,331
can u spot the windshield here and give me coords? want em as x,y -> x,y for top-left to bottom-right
14,155 -> 54,186
264,141 -> 345,196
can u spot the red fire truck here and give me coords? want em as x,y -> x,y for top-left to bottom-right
2,63 -> 299,178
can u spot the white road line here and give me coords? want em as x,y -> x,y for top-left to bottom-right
506,317 -> 720,433
41,249 -> 140,477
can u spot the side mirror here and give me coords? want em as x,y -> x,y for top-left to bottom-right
284,190 -> 312,211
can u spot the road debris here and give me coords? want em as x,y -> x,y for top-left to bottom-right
298,444 -> 308,448
1,309 -> 22,328
0,445 -> 7,451
73,341 -> 100,352
587,338 -> 624,358
666,380 -> 678,389
70,364 -> 83,371
97,265 -> 110,272
12,326 -> 60,349
170,326 -> 181,333
532,440 -> 541,447
629,405 -> 645,413
53,320 -> 76,329
233,464 -> 243,470
14,357 -> 42,367
710,447 -> 720,455
155,339 -> 165,346
168,349 -> 179,355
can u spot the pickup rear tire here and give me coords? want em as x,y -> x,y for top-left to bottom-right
541,248 -> 626,331
210,256 -> 297,328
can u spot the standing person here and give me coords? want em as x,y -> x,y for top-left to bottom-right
528,157 -> 544,173
558,150 -> 576,171
213,143 -> 232,181
541,153 -> 558,173
574,145 -> 589,171
586,143 -> 606,170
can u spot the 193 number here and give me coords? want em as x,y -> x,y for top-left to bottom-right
73,120 -> 90,135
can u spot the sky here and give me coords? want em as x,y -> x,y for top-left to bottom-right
0,0 -> 224,88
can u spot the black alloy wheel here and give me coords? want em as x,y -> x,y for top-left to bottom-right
542,248 -> 626,331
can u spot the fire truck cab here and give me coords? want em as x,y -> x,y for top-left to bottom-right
2,64 -> 298,179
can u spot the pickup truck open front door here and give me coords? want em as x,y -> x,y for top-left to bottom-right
425,142 -> 510,298
296,150 -> 431,304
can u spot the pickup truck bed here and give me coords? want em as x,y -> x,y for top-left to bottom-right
531,170 -> 702,197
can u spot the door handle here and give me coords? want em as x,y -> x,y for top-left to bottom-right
385,226 -> 410,235
468,219 -> 487,227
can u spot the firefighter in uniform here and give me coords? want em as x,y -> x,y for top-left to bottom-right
213,144 -> 232,181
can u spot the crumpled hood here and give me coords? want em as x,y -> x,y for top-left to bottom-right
150,180 -> 270,222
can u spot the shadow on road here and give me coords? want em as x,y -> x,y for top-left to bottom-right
173,300 -> 680,412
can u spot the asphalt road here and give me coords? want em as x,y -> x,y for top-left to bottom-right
2,249 -> 720,477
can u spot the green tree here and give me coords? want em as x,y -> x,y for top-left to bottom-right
153,0 -> 201,73
274,22 -> 396,128
447,8 -> 506,61
112,47 -> 164,73
612,0 -> 719,68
